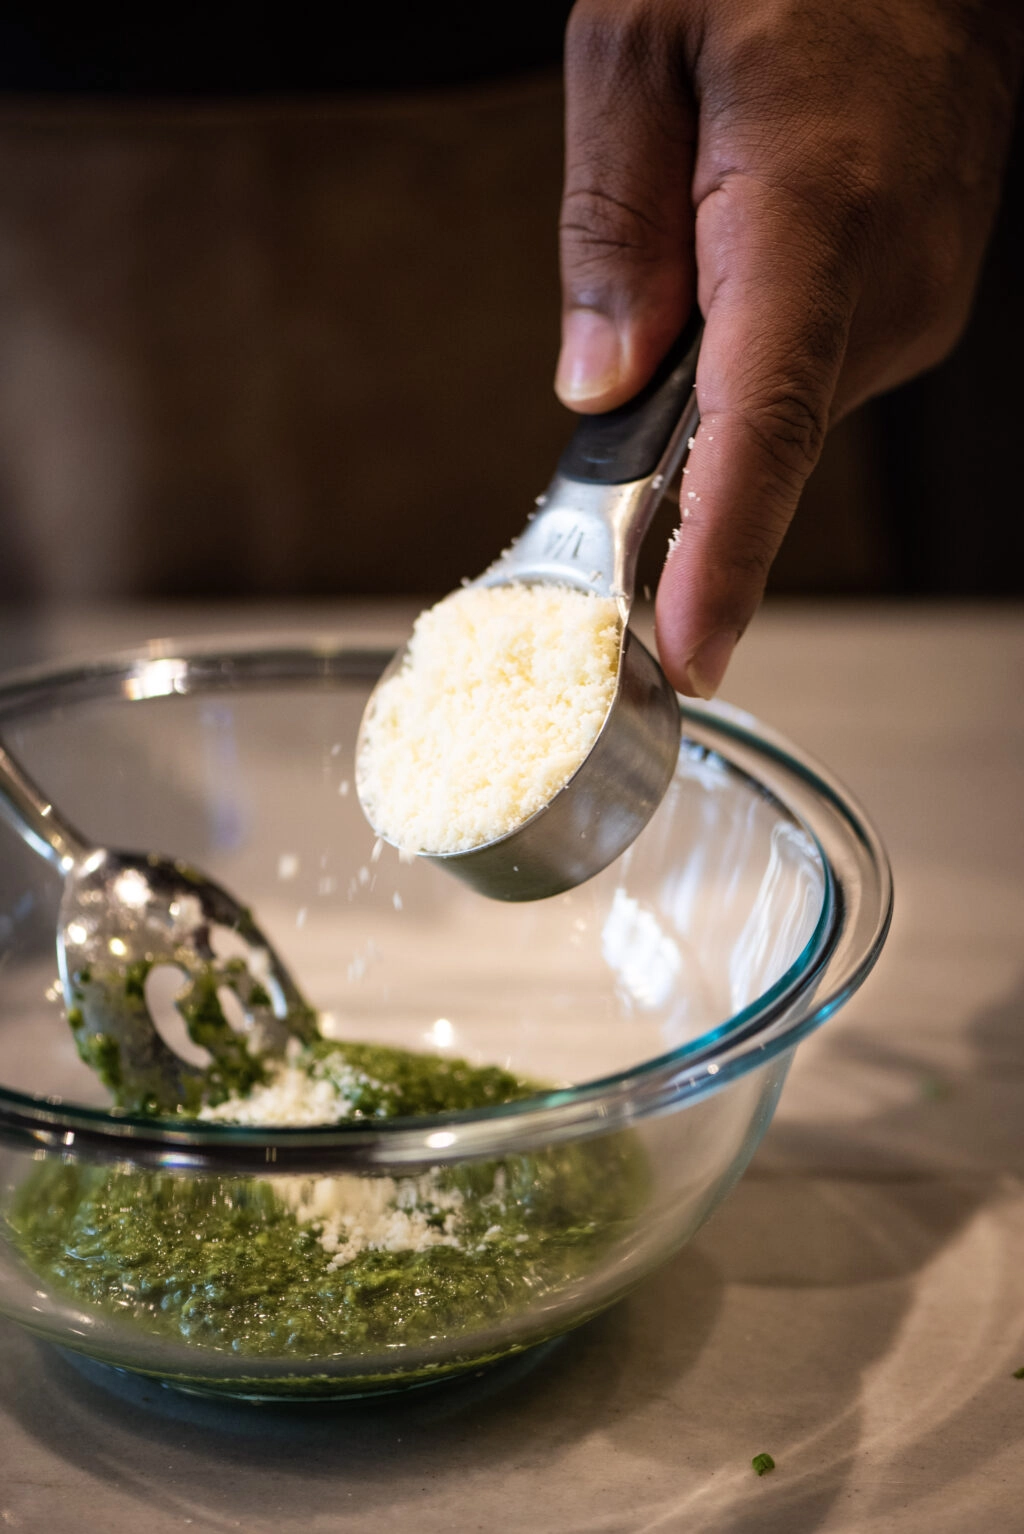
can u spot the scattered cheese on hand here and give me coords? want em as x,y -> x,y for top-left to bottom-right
356,582 -> 622,854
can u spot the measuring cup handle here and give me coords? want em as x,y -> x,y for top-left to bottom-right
0,743 -> 91,871
556,312 -> 703,486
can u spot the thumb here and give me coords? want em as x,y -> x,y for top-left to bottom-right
556,0 -> 697,413
656,179 -> 855,697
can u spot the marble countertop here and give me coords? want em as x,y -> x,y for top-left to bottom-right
0,600 -> 1021,1534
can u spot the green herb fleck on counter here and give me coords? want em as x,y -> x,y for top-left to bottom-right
752,1453 -> 776,1477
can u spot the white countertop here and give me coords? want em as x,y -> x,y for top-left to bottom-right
1,600 -> 1022,1534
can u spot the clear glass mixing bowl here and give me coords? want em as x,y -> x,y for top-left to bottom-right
0,639 -> 891,1400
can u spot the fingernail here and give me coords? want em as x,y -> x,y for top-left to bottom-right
555,310 -> 623,403
685,630 -> 739,700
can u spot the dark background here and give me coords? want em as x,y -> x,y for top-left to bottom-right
0,5 -> 1019,606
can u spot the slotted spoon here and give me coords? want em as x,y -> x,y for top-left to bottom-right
0,742 -> 316,1115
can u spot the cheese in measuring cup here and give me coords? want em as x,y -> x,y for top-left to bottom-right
356,582 -> 621,854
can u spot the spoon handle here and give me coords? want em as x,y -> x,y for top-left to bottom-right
0,743 -> 91,871
557,311 -> 703,486
478,314 -> 702,605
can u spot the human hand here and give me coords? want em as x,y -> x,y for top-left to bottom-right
555,0 -> 1021,696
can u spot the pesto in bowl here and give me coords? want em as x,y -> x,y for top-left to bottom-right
9,1038 -> 647,1395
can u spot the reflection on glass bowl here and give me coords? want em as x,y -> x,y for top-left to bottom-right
0,642 -> 891,1400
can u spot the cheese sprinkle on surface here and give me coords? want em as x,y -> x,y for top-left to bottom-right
357,582 -> 622,854
195,1042 -> 520,1267
278,1173 -> 466,1270
197,1041 -> 383,1126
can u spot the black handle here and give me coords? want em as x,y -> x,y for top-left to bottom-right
557,310 -> 703,485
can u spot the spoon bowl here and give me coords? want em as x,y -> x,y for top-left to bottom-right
0,745 -> 316,1114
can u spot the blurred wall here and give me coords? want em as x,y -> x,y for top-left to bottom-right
0,70 -> 1019,606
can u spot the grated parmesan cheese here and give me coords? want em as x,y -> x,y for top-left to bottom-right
197,1039 -> 392,1126
195,1043 -> 523,1268
356,582 -> 622,854
278,1172 -> 465,1269
198,1046 -> 471,1265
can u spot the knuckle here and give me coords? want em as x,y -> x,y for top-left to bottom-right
564,0 -> 616,68
566,0 -> 667,78
824,168 -> 886,262
560,184 -> 669,274
562,0 -> 691,292
739,384 -> 830,490
775,172 -> 884,291
718,518 -> 781,586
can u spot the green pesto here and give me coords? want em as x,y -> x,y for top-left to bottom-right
122,960 -> 151,1002
64,954 -> 322,1117
9,1041 -> 647,1368
175,969 -> 266,1103
297,1036 -> 537,1118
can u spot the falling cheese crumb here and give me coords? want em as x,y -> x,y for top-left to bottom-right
356,583 -> 622,854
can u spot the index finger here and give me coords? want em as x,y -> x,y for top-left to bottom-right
655,174 -> 857,695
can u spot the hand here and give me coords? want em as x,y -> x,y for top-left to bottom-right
555,0 -> 1021,696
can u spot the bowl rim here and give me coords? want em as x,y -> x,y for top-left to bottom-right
0,637 -> 893,1170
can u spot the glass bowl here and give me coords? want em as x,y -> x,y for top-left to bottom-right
0,638 -> 891,1401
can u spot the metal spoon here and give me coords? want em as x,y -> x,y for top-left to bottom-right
0,744 -> 317,1115
361,315 -> 703,902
